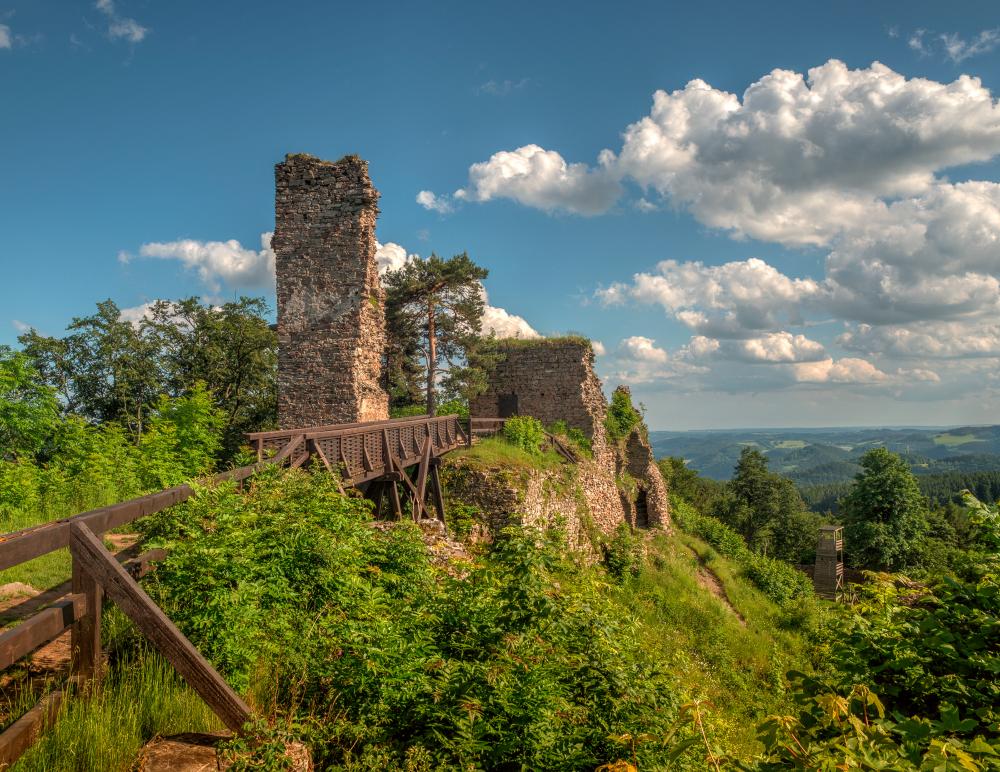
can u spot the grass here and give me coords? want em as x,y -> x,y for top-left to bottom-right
11,609 -> 222,772
933,432 -> 985,447
11,652 -> 221,771
612,532 -> 818,759
449,436 -> 567,471
0,488 -> 141,592
773,440 -> 807,449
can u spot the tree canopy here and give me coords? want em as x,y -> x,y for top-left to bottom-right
841,447 -> 928,570
18,297 -> 276,460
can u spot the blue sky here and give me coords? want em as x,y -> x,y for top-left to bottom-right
3,0 -> 1000,429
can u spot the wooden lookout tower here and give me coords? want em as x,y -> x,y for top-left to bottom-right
813,525 -> 844,599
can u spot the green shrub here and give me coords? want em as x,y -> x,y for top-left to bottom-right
502,415 -> 545,455
605,386 -> 643,443
755,571 -> 1000,769
547,420 -> 592,456
602,522 -> 644,581
144,470 -> 695,770
671,496 -> 813,605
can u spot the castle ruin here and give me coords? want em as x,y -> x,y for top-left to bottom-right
469,340 -> 670,530
273,154 -> 389,429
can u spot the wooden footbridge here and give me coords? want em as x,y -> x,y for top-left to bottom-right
0,413 -> 471,767
246,413 -> 469,522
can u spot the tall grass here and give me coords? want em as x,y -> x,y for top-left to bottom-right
12,648 -> 221,771
609,532 -> 816,759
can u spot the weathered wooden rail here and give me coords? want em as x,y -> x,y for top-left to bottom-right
0,437 -> 302,768
246,413 -> 469,522
0,414 -> 472,767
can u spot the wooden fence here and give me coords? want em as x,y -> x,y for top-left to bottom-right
0,437 -> 301,768
0,414 -> 472,768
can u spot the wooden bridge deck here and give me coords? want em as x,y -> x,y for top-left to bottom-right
246,414 -> 469,521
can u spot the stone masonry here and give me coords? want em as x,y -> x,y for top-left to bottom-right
470,339 -> 611,460
470,340 -> 670,532
273,153 -> 389,429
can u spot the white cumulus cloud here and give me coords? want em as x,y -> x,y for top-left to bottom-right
415,190 -> 453,214
481,303 -> 541,339
684,332 -> 827,364
792,357 -> 891,384
453,144 -> 621,216
436,60 -> 1000,248
136,232 -> 275,292
375,241 -> 418,274
598,257 -> 821,338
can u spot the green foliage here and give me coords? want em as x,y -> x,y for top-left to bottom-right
383,252 -> 489,415
146,470 -> 696,769
389,403 -> 427,418
0,390 -> 225,589
19,296 -> 276,460
11,649 -> 220,772
754,568 -> 1000,770
435,397 -> 469,419
658,456 -> 726,513
548,420 -> 593,456
0,346 -> 59,461
671,497 -> 813,605
605,385 -> 643,443
842,447 -> 929,570
450,436 -> 565,471
602,523 -> 644,581
502,415 -> 546,455
714,448 -> 821,564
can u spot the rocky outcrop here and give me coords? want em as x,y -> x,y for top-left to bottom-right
441,456 -> 628,554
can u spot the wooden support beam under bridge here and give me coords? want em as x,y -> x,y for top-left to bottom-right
246,414 -> 468,526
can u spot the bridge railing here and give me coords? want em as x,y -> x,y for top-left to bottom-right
246,414 -> 469,485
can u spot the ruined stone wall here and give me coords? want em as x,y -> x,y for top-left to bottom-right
469,342 -> 671,534
469,339 -> 610,459
623,428 -> 671,529
441,457 -> 629,556
273,153 -> 389,429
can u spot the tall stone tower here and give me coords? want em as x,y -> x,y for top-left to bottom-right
273,153 -> 389,429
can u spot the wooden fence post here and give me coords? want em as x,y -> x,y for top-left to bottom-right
69,522 -> 252,734
70,551 -> 102,686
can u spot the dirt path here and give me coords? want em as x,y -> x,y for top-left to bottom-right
685,545 -> 747,627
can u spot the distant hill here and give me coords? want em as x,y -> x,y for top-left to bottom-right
649,426 -> 1000,500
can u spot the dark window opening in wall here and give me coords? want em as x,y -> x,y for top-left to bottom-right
499,393 -> 519,418
635,489 -> 649,529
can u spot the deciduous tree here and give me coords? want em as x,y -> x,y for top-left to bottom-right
842,447 -> 928,570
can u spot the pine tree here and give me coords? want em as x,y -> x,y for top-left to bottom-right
383,253 -> 488,415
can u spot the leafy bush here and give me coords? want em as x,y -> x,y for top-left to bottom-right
605,386 -> 643,443
502,415 -> 545,455
754,570 -> 1000,769
602,523 -> 644,581
145,469 -> 695,769
548,420 -> 592,456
